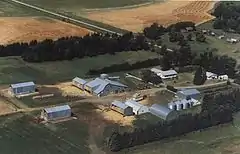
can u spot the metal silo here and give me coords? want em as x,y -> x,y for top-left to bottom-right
168,102 -> 177,110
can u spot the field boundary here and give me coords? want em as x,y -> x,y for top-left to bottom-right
83,1 -> 155,12
5,0 -> 129,35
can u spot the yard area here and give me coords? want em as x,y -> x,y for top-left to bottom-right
0,51 -> 157,85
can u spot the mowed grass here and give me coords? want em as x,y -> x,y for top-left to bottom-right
19,0 -> 153,10
118,113 -> 240,154
0,1 -> 41,17
0,51 -> 157,85
0,112 -> 90,154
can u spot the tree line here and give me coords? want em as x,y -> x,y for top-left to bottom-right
213,2 -> 240,33
107,88 -> 240,152
88,58 -> 161,75
0,32 -> 149,62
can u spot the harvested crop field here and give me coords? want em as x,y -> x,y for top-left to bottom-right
87,0 -> 217,32
0,17 -> 91,45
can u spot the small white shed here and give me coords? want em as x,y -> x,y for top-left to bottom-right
125,100 -> 149,115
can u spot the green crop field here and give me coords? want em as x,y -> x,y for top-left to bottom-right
0,51 -> 157,85
0,112 -> 90,154
0,1 -> 40,17
19,0 -> 153,10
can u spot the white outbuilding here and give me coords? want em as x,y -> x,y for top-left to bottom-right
125,100 -> 149,115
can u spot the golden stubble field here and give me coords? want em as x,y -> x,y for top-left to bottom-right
0,17 -> 91,45
87,0 -> 217,32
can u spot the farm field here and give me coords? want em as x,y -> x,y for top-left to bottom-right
87,0 -> 216,32
0,1 -> 40,17
0,17 -> 91,45
0,51 -> 158,85
19,0 -> 154,10
0,112 -> 90,154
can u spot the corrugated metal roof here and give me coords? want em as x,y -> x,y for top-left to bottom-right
150,104 -> 172,118
85,78 -> 127,94
85,78 -> 108,89
44,105 -> 71,114
73,77 -> 87,85
161,70 -> 177,76
178,89 -> 200,96
11,81 -> 35,89
105,79 -> 128,88
112,100 -> 129,110
125,100 -> 143,113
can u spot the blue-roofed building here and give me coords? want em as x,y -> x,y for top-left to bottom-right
176,89 -> 201,101
41,105 -> 71,121
84,77 -> 128,97
149,104 -> 178,121
72,77 -> 87,90
10,81 -> 36,95
111,100 -> 133,116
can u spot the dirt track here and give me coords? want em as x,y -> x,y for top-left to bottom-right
87,0 -> 217,32
0,17 -> 91,45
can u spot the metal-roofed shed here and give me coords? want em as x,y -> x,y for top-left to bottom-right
150,104 -> 178,121
125,100 -> 149,115
111,101 -> 133,116
72,77 -> 87,90
176,89 -> 201,100
84,77 -> 128,97
10,81 -> 36,95
41,105 -> 71,121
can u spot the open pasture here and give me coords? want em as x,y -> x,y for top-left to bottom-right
0,51 -> 157,85
0,1 -> 40,17
87,0 -> 216,32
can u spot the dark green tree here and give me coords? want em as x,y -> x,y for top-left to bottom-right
193,66 -> 207,85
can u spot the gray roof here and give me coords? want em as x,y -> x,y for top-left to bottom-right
161,70 -> 177,76
73,77 -> 87,85
125,100 -> 144,113
178,89 -> 200,96
44,105 -> 71,114
150,104 -> 173,119
174,99 -> 189,105
112,100 -> 129,110
85,78 -> 127,94
11,81 -> 35,89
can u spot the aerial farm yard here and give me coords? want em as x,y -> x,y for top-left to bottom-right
86,0 -> 216,32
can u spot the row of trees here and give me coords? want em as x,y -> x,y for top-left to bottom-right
108,88 -> 240,151
213,2 -> 240,32
87,58 -> 161,75
0,32 -> 149,62
143,21 -> 196,40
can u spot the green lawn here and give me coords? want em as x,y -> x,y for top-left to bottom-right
0,1 -> 41,17
19,0 -> 153,10
0,112 -> 90,154
0,51 -> 157,85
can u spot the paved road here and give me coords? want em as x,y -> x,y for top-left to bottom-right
10,0 -> 122,35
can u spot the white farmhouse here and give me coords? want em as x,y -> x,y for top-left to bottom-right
151,68 -> 177,79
